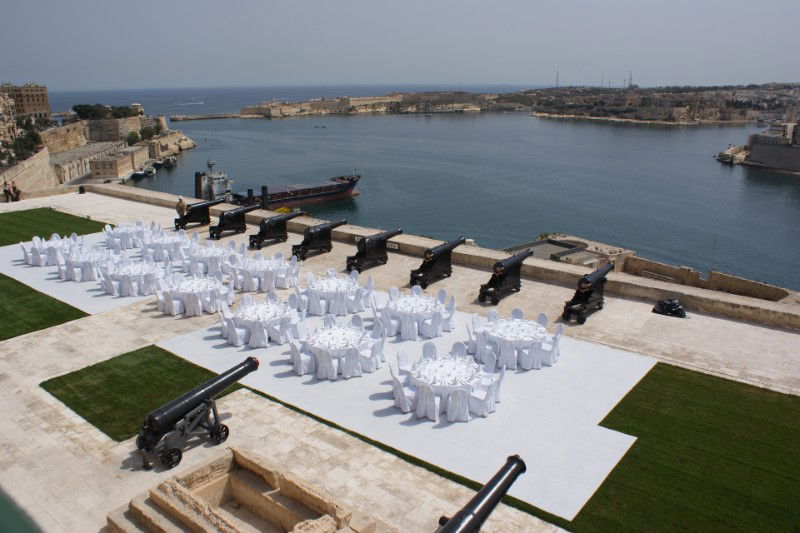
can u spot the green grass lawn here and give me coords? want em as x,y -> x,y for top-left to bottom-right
560,363 -> 800,532
0,207 -> 106,247
0,273 -> 86,341
40,346 -> 241,441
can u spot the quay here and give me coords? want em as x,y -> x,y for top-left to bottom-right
0,186 -> 798,531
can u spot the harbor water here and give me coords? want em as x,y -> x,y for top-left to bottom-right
51,87 -> 800,290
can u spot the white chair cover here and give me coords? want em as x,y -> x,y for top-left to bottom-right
248,323 -> 270,348
415,383 -> 440,422
447,388 -> 470,423
437,288 -> 447,304
468,383 -> 496,417
315,349 -> 339,381
290,342 -> 315,376
422,341 -> 437,360
537,312 -> 548,327
511,308 -> 524,320
391,368 -> 417,413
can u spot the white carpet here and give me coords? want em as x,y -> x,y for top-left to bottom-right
0,233 -> 150,314
158,299 -> 655,520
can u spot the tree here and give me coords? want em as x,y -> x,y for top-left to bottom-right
126,131 -> 140,146
153,122 -> 162,135
139,126 -> 155,141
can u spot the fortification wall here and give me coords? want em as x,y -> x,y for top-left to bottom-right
86,117 -> 141,141
0,147 -> 58,198
75,183 -> 800,331
39,122 -> 87,154
747,142 -> 800,171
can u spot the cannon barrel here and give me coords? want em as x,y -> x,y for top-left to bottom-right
363,228 -> 403,244
187,198 -> 224,211
221,203 -> 262,219
494,249 -> 533,271
579,262 -> 614,288
435,455 -> 526,533
261,211 -> 302,227
427,237 -> 466,257
306,219 -> 347,235
142,357 -> 259,440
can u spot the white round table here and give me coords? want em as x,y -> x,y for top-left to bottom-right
305,325 -> 365,360
482,319 -> 547,367
234,301 -> 298,330
386,294 -> 440,321
112,262 -> 164,278
308,277 -> 358,299
410,356 -> 482,400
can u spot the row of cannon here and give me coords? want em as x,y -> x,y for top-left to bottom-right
175,199 -> 612,319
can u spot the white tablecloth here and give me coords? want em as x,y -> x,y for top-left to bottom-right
305,325 -> 365,360
66,250 -> 112,264
410,356 -> 481,399
111,262 -> 164,279
386,294 -> 440,321
482,319 -> 546,366
107,226 -> 140,249
235,301 -> 298,330
309,277 -> 359,299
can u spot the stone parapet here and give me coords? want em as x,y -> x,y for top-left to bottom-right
76,183 -> 800,331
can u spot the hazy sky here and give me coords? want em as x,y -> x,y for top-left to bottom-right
2,0 -> 798,91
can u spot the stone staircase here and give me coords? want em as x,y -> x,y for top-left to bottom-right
107,447 -> 390,533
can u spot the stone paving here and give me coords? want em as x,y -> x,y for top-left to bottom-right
1,191 -> 799,531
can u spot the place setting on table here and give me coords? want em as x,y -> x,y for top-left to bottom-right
220,293 -> 301,348
468,309 -> 563,371
300,269 -> 370,316
378,285 -> 456,341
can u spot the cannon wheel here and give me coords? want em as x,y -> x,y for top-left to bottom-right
324,246 -> 332,253
160,448 -> 182,469
210,424 -> 229,444
419,281 -> 428,289
209,229 -> 217,240
135,434 -> 146,450
562,310 -> 571,321
577,312 -> 586,324
491,296 -> 499,305
236,226 -> 246,234
478,293 -> 486,303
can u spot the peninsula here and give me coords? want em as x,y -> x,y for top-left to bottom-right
167,83 -> 800,125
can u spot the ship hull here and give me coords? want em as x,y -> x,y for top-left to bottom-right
267,189 -> 359,209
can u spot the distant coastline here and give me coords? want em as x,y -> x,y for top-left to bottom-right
530,111 -> 748,127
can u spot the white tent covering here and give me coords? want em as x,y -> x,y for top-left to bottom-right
158,298 -> 655,520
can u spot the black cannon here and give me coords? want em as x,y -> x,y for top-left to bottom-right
249,211 -> 302,249
436,455 -> 526,533
174,198 -> 224,230
410,237 -> 466,288
209,201 -> 264,240
291,219 -> 347,261
346,228 -> 403,272
136,357 -> 259,470
478,249 -> 533,305
562,262 -> 614,324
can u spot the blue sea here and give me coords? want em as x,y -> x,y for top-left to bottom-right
50,86 -> 800,290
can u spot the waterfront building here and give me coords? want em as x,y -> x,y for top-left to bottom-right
49,141 -> 123,183
89,144 -> 148,180
0,82 -> 51,120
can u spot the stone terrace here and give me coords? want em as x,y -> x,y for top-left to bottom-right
0,190 -> 799,531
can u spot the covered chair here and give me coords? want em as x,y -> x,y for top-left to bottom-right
315,349 -> 339,381
446,388 -> 470,423
260,270 -> 277,292
468,383 -> 496,417
398,313 -> 418,341
441,297 -> 456,332
389,286 -> 400,300
329,291 -> 348,316
290,342 -> 315,376
411,285 -> 422,296
541,323 -> 563,365
537,312 -> 548,327
360,341 -> 382,373
323,314 -> 336,328
487,310 -> 500,322
419,311 -> 443,338
396,350 -> 412,375
347,288 -> 365,313
241,270 -> 260,292
436,288 -> 447,305
248,323 -> 270,348
422,341 -> 437,360
163,290 -> 184,316
350,314 -> 364,330
307,290 -> 327,316
511,308 -> 524,320
380,309 -> 399,337
390,365 -> 417,413
451,341 -> 467,358
225,318 -> 250,346
415,383 -> 441,422
185,292 -> 204,316
340,347 -> 363,379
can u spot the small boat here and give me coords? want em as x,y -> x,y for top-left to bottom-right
130,170 -> 147,180
163,156 -> 177,168
143,166 -> 156,177
151,159 -> 163,169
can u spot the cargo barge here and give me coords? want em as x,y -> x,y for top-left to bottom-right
195,161 -> 360,209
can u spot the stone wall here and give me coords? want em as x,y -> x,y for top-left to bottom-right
747,142 -> 800,171
148,130 -> 195,158
76,183 -> 800,330
86,117 -> 141,141
623,255 -> 788,301
39,122 -> 87,154
0,147 -> 57,198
